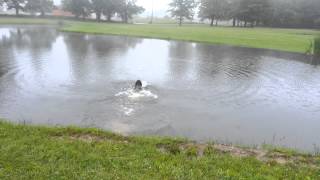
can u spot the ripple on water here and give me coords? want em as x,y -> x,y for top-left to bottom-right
1,26 -> 320,152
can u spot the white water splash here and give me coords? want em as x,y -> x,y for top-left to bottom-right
115,89 -> 158,99
122,106 -> 135,116
115,81 -> 158,116
115,81 -> 158,99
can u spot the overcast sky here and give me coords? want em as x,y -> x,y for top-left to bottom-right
53,0 -> 171,17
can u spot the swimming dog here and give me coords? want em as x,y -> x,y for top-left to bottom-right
134,80 -> 143,91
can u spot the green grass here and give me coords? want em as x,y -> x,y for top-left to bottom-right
1,17 -> 320,178
61,21 -> 320,54
0,121 -> 319,179
0,17 -> 58,25
1,17 -> 319,53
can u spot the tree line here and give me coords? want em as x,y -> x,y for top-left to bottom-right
0,0 -> 53,16
0,0 -> 144,23
169,0 -> 320,28
62,0 -> 144,23
1,0 -> 319,28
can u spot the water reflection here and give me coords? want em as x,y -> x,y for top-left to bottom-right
310,56 -> 320,66
0,26 -> 320,152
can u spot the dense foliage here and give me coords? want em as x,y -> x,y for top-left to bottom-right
198,0 -> 320,28
0,0 -> 54,16
169,0 -> 320,28
25,0 -> 53,16
168,0 -> 197,26
3,0 -> 25,15
62,0 -> 144,22
199,0 -> 229,26
315,37 -> 320,56
0,0 -> 144,23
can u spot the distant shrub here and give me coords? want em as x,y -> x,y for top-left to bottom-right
58,20 -> 65,26
314,37 -> 320,56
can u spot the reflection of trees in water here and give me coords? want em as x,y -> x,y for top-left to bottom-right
89,35 -> 142,58
181,43 -> 266,90
169,41 -> 194,60
0,36 -> 14,77
10,26 -> 57,71
21,28 -> 57,58
63,34 -> 90,81
310,56 -> 320,66
2,27 -> 57,54
195,44 -> 262,76
63,33 -> 142,58
167,42 -> 263,83
63,33 -> 143,82
0,27 -> 58,74
168,41 -> 195,79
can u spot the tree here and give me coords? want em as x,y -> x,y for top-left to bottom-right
117,0 -> 144,23
25,0 -> 53,16
102,0 -> 119,22
199,0 -> 215,26
199,0 -> 230,26
0,0 -> 4,11
62,0 -> 91,19
237,0 -> 270,27
168,0 -> 197,26
228,0 -> 240,26
295,0 -> 320,28
91,0 -> 107,22
4,0 -> 25,15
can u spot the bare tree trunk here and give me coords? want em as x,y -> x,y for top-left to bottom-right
124,1 -> 128,23
215,19 -> 218,26
107,14 -> 112,22
179,16 -> 182,26
124,14 -> 128,23
81,8 -> 86,21
233,18 -> 236,27
210,18 -> 214,26
256,20 -> 259,26
41,10 -> 45,17
96,12 -> 101,22
15,8 -> 19,16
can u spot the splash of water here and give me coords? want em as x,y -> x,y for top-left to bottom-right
115,81 -> 158,100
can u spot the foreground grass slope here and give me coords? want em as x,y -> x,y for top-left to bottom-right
0,121 -> 319,179
1,17 -> 319,53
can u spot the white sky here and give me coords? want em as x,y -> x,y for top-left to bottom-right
53,0 -> 170,17
136,0 -> 170,11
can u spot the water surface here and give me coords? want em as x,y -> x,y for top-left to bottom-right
0,26 -> 320,151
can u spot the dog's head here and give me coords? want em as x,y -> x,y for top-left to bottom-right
135,80 -> 143,90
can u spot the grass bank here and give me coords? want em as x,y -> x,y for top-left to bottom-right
1,17 -> 320,53
0,17 -> 58,25
0,121 -> 319,179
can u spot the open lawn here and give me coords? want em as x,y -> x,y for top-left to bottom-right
0,17 -> 58,25
0,17 -> 319,53
0,121 -> 319,179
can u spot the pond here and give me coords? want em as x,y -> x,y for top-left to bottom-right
0,26 -> 320,151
